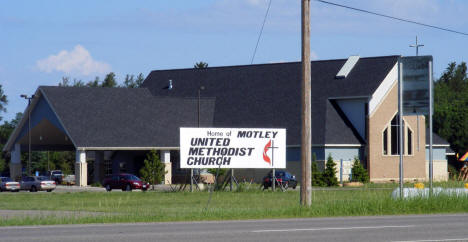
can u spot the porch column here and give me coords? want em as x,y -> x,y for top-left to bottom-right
160,150 -> 172,184
94,151 -> 105,184
75,149 -> 87,187
10,144 -> 22,180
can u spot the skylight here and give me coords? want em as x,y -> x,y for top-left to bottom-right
336,55 -> 360,79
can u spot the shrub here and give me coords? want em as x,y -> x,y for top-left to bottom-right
311,153 -> 326,187
351,157 -> 369,183
139,150 -> 167,189
323,154 -> 339,186
207,168 -> 228,191
448,164 -> 458,180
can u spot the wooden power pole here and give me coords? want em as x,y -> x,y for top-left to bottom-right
300,0 -> 312,206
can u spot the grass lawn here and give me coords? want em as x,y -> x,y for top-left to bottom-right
0,182 -> 467,226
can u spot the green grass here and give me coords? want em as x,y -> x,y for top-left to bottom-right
0,186 -> 467,226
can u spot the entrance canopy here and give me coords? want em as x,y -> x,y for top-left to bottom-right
4,86 -> 215,153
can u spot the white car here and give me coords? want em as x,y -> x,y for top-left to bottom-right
0,177 -> 20,192
20,176 -> 56,192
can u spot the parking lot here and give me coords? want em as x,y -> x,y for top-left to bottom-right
0,184 -> 176,193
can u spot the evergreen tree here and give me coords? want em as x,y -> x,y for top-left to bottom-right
311,153 -> 325,186
139,150 -> 166,189
350,157 -> 369,183
123,73 -> 145,88
323,154 -> 338,186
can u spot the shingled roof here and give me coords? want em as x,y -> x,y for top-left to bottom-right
5,55 -> 450,152
39,86 -> 215,148
142,56 -> 400,146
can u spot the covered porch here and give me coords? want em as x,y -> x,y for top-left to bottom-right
3,86 -> 208,186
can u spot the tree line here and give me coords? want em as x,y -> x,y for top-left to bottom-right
59,72 -> 145,88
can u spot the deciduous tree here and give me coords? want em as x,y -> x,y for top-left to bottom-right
434,62 -> 468,154
194,61 -> 208,69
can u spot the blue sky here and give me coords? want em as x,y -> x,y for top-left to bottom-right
1,0 -> 467,122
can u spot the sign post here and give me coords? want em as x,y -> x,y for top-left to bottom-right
398,56 -> 433,197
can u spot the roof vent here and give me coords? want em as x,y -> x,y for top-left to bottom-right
168,80 -> 173,90
336,55 -> 360,79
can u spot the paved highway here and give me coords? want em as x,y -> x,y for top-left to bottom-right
1,214 -> 467,242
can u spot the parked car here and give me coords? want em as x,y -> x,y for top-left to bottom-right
20,176 -> 56,192
102,174 -> 149,192
63,175 -> 76,185
0,177 -> 20,192
48,170 -> 64,184
263,170 -> 298,190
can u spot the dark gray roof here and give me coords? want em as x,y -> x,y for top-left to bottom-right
40,86 -> 215,148
142,56 -> 400,145
426,128 -> 449,146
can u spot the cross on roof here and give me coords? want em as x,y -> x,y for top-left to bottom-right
409,36 -> 424,56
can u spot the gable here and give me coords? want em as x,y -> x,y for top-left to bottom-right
143,56 -> 400,146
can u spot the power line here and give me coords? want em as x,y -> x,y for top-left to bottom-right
314,0 -> 468,36
251,0 -> 273,64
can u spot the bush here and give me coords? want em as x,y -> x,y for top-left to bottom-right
323,154 -> 338,186
139,150 -> 167,189
351,157 -> 369,183
311,153 -> 326,187
207,168 -> 228,191
448,164 -> 458,180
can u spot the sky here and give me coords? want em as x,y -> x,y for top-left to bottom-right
1,0 -> 467,122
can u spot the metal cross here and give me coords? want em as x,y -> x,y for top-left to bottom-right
409,36 -> 424,56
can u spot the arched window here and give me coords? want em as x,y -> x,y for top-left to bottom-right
382,114 -> 413,156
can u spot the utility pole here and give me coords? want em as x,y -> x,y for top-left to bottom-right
409,36 -> 424,56
300,0 -> 312,206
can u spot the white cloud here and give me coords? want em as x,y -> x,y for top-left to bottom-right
36,45 -> 111,75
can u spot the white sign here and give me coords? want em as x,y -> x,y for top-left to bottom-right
180,128 -> 286,169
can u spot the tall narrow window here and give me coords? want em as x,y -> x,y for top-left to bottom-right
407,129 -> 413,155
390,115 -> 400,155
383,128 -> 388,155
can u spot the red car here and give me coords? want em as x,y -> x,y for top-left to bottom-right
103,174 -> 149,192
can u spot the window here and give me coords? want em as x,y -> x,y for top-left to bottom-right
383,129 -> 388,155
382,114 -> 413,156
407,128 -> 413,155
104,160 -> 112,176
390,115 -> 400,155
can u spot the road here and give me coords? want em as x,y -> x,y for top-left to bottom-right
1,214 -> 467,242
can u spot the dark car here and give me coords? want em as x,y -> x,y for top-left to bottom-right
263,170 -> 297,190
102,174 -> 149,192
48,170 -> 64,184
